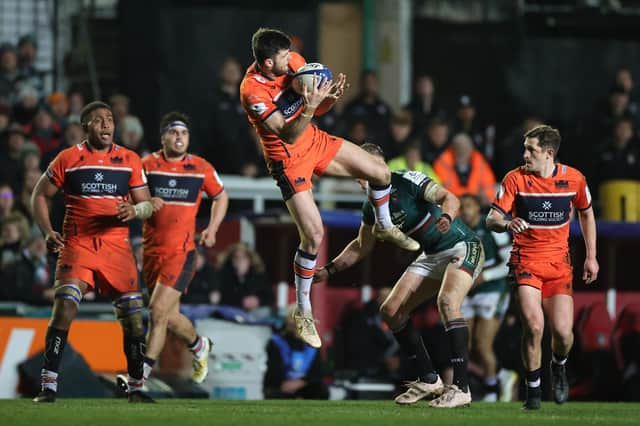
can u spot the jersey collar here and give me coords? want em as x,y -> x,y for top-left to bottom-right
83,140 -> 114,154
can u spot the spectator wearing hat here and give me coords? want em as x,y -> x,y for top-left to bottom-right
451,94 -> 495,164
0,43 -> 18,105
15,34 -> 44,99
48,92 -> 70,129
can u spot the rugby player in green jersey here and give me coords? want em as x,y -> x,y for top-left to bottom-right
314,144 -> 484,408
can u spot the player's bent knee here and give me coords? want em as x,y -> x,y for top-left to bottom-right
437,292 -> 460,318
113,293 -> 145,336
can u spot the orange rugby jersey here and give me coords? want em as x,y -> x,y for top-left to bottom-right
142,151 -> 224,255
240,51 -> 319,161
492,163 -> 592,261
46,142 -> 147,239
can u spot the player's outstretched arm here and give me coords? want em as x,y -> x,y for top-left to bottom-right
314,222 -> 376,282
200,190 -> 229,248
578,206 -> 599,284
31,173 -> 64,253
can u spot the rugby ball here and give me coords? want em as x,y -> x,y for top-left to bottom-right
292,63 -> 332,95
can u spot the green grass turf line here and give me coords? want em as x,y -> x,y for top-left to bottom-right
2,400 -> 640,426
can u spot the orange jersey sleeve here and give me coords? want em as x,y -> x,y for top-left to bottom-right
45,150 -> 68,188
288,51 -> 306,73
572,170 -> 592,211
202,161 -> 225,199
491,167 -> 520,216
242,77 -> 280,122
128,152 -> 147,191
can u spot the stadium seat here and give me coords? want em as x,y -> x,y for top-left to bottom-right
599,180 -> 639,222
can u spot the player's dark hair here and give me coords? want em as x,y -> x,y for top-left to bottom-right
524,124 -> 561,158
251,28 -> 291,65
79,101 -> 111,129
160,111 -> 190,135
360,143 -> 385,159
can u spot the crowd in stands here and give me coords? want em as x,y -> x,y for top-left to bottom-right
2,33 -> 640,401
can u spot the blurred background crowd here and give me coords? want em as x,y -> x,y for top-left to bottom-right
1,0 -> 640,402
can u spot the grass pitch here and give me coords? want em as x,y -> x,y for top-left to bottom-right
3,399 -> 640,426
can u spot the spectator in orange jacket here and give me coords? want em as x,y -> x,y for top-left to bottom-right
433,132 -> 497,206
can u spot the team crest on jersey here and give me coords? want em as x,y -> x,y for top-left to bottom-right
184,164 -> 196,170
555,179 -> 569,188
110,156 -> 123,164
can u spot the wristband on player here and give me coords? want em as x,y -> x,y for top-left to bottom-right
301,107 -> 316,119
504,222 -> 510,232
133,200 -> 153,220
325,261 -> 338,276
441,213 -> 452,224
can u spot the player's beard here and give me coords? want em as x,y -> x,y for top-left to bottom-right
88,133 -> 112,151
164,145 -> 187,159
272,62 -> 288,77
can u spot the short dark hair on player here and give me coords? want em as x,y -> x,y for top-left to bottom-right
160,111 -> 190,135
360,143 -> 385,159
80,101 -> 111,127
524,124 -> 561,158
251,28 -> 291,64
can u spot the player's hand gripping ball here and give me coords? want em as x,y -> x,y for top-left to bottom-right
292,63 -> 332,95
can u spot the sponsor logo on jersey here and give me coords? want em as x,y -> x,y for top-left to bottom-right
155,186 -> 190,199
250,102 -> 268,115
81,172 -> 119,194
